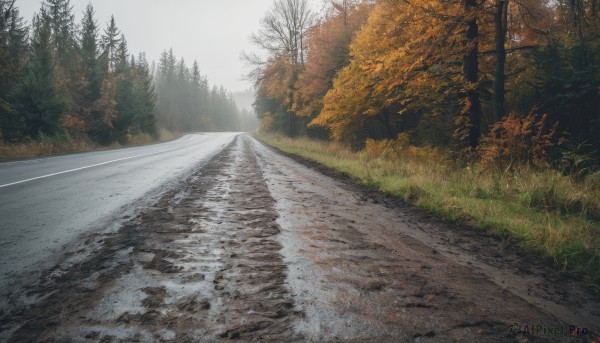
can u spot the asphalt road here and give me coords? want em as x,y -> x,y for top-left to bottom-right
0,135 -> 598,342
0,133 -> 238,290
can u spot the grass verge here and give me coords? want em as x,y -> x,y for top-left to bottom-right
256,133 -> 600,292
0,128 -> 181,161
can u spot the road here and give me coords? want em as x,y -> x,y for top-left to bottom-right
0,133 -> 238,291
1,134 -> 599,342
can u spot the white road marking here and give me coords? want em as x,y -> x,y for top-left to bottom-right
0,146 -> 182,189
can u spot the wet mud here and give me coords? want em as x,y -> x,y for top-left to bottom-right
0,135 -> 598,342
0,137 -> 299,342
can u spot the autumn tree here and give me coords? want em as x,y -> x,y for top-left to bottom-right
245,0 -> 313,136
293,0 -> 371,138
311,0 -> 468,147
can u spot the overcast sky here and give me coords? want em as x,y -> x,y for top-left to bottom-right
15,0 -> 304,93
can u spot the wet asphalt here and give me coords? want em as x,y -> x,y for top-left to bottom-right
0,133 -> 238,290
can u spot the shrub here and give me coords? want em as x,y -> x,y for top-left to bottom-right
478,111 -> 560,173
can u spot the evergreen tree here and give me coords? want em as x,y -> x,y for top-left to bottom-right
76,3 -> 104,135
79,4 -> 101,101
133,53 -> 158,138
101,16 -> 120,72
0,6 -> 28,133
7,15 -> 66,141
112,36 -> 137,143
41,0 -> 76,66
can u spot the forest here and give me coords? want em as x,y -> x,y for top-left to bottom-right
0,0 -> 241,147
250,0 -> 599,154
249,0 -> 600,287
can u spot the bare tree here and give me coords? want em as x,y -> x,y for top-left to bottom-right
243,0 -> 313,79
328,0 -> 362,25
243,0 -> 314,136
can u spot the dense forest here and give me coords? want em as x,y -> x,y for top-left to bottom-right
249,0 -> 600,160
0,0 -> 241,146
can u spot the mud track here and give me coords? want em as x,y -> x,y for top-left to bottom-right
0,135 -> 599,342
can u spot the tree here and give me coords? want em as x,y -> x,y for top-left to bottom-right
156,49 -> 240,132
459,0 -> 483,149
6,15 -> 66,141
101,16 -> 121,72
75,4 -> 104,135
294,0 -> 371,130
245,0 -> 314,136
79,4 -> 101,98
492,0 -> 509,122
0,4 -> 27,127
133,53 -> 158,138
41,0 -> 76,66
112,36 -> 137,143
311,0 -> 467,147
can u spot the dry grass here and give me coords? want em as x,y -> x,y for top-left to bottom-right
256,133 -> 600,291
0,129 -> 182,161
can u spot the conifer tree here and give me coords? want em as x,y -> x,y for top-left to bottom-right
0,6 -> 28,132
133,53 -> 158,138
41,0 -> 76,66
76,3 -> 104,135
112,36 -> 137,143
101,16 -> 121,72
79,4 -> 101,100
8,15 -> 66,141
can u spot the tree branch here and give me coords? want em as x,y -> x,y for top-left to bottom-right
480,45 -> 536,55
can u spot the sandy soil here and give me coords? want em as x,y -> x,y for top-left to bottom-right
0,135 -> 598,342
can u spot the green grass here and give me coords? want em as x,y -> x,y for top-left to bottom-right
0,128 -> 180,161
256,133 -> 600,291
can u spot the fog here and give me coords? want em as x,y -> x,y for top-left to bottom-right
16,0 -> 277,93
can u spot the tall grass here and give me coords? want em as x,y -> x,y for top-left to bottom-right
0,129 -> 181,161
256,134 -> 600,291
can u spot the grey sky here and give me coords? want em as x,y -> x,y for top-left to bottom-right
15,0 -> 286,93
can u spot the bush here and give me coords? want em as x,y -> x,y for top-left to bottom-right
478,111 -> 560,173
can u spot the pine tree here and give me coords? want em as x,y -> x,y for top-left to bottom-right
112,36 -> 137,143
41,0 -> 76,66
0,6 -> 28,136
133,53 -> 158,138
79,4 -> 101,100
76,3 -> 104,135
101,16 -> 121,72
7,15 -> 66,141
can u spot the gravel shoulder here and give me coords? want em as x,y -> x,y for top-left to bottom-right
0,134 -> 598,342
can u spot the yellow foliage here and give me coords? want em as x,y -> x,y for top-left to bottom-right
364,133 -> 440,162
310,0 -> 466,146
259,112 -> 274,133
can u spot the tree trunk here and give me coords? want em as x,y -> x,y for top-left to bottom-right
493,0 -> 508,123
463,0 -> 482,148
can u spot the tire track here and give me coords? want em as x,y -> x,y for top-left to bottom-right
1,136 -> 301,342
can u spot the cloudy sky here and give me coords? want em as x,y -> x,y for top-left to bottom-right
15,0 -> 307,93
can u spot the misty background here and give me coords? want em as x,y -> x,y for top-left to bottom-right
15,0 -> 317,131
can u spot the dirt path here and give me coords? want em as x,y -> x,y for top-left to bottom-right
0,135 -> 598,342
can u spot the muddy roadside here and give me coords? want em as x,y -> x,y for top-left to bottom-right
0,136 -> 301,342
251,136 -> 600,342
0,134 -> 598,342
